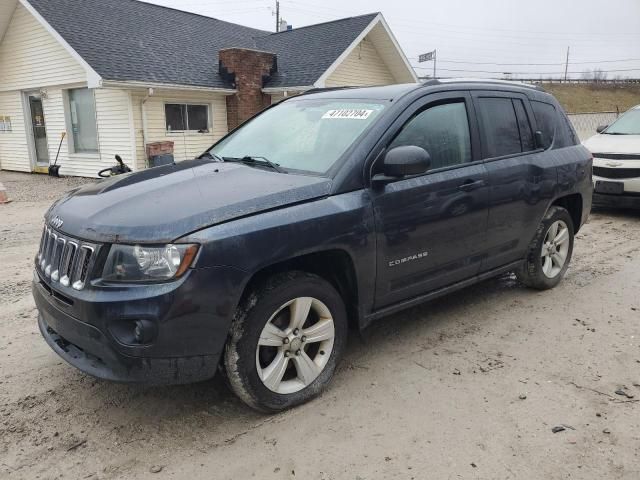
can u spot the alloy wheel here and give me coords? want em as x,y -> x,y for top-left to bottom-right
541,219 -> 570,278
256,297 -> 335,394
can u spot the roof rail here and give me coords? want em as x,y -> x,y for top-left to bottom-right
424,78 -> 545,92
296,86 -> 361,96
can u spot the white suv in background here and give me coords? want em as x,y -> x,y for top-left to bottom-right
583,105 -> 640,208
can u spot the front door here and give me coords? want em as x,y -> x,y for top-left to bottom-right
372,92 -> 489,308
27,94 -> 49,166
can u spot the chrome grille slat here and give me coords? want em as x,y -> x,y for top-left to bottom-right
60,241 -> 77,287
44,232 -> 57,277
50,237 -> 66,281
36,225 -> 98,291
71,247 -> 91,290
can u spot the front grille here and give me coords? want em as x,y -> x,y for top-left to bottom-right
37,226 -> 98,290
593,166 -> 640,179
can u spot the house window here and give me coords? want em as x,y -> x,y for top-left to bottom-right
0,116 -> 11,132
165,104 -> 210,132
68,88 -> 99,153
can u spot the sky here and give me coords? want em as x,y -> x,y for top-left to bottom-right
141,0 -> 640,80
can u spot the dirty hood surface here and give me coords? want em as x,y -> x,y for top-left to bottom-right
46,159 -> 332,243
583,133 -> 640,155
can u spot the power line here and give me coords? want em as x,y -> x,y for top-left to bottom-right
414,66 -> 640,75
410,58 -> 640,66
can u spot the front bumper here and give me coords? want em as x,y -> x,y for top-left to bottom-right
33,265 -> 247,385
593,192 -> 640,209
593,174 -> 640,209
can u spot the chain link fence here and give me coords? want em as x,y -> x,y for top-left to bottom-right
567,112 -> 619,141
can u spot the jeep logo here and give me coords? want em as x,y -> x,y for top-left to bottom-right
50,216 -> 64,229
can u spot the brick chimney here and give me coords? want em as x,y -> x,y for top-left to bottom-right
219,48 -> 277,131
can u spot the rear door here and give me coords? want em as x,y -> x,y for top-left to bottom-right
371,92 -> 489,308
472,91 -> 556,271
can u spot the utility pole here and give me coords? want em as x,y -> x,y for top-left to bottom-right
275,1 -> 280,32
433,49 -> 437,79
564,46 -> 570,82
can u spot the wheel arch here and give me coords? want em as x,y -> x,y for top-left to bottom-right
550,193 -> 583,232
237,249 -> 361,330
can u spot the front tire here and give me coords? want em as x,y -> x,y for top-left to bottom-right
515,206 -> 574,290
224,271 -> 348,412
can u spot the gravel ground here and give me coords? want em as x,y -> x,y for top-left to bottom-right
1,171 -> 640,480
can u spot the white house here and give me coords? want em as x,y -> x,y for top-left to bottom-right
0,0 -> 416,177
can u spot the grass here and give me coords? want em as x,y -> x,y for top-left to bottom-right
542,84 -> 640,114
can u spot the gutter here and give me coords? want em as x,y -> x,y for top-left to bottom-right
141,88 -> 152,168
262,86 -> 313,95
102,80 -> 237,95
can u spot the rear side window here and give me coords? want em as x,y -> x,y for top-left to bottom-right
389,101 -> 472,170
531,101 -> 557,149
477,98 -> 522,158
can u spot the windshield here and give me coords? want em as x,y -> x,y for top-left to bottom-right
604,108 -> 640,135
209,99 -> 386,174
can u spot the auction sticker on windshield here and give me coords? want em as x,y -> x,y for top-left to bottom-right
322,109 -> 374,120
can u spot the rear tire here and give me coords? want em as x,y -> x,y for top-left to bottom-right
515,206 -> 574,290
224,271 -> 348,412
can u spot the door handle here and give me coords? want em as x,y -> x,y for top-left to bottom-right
458,179 -> 485,192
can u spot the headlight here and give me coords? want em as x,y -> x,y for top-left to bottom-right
102,244 -> 199,282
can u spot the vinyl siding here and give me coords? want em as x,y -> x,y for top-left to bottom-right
325,36 -> 396,87
0,3 -> 86,92
0,91 -> 30,172
95,89 -> 137,174
131,91 -> 228,171
270,93 -> 286,105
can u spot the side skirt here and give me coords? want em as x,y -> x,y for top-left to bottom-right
362,260 -> 524,329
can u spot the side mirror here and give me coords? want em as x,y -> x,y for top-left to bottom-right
596,125 -> 608,134
383,145 -> 431,177
534,130 -> 545,149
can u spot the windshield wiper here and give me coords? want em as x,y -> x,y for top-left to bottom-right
199,151 -> 225,162
227,156 -> 286,173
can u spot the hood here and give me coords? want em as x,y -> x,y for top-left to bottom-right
46,159 -> 332,243
582,133 -> 640,156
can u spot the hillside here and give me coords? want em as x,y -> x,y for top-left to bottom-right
542,83 -> 640,114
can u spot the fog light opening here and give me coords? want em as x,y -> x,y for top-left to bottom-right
132,319 -> 156,345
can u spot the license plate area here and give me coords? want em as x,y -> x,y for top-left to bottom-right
595,180 -> 624,195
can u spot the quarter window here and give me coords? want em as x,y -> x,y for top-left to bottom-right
165,104 -> 210,132
531,101 -> 557,149
477,97 -> 522,158
389,101 -> 472,170
68,88 -> 99,153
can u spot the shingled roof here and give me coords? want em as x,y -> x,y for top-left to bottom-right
26,0 -> 380,89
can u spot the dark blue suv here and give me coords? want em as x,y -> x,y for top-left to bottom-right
33,80 -> 593,411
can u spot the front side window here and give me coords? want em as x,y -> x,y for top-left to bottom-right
165,104 -> 210,132
477,97 -> 522,158
210,99 -> 386,174
602,108 -> 640,135
389,101 -> 472,169
68,88 -> 98,153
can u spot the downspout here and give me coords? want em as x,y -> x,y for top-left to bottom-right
140,87 -> 153,168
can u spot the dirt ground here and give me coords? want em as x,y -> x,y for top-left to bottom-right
1,170 -> 639,480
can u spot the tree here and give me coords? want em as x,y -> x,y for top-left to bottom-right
581,68 -> 608,83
